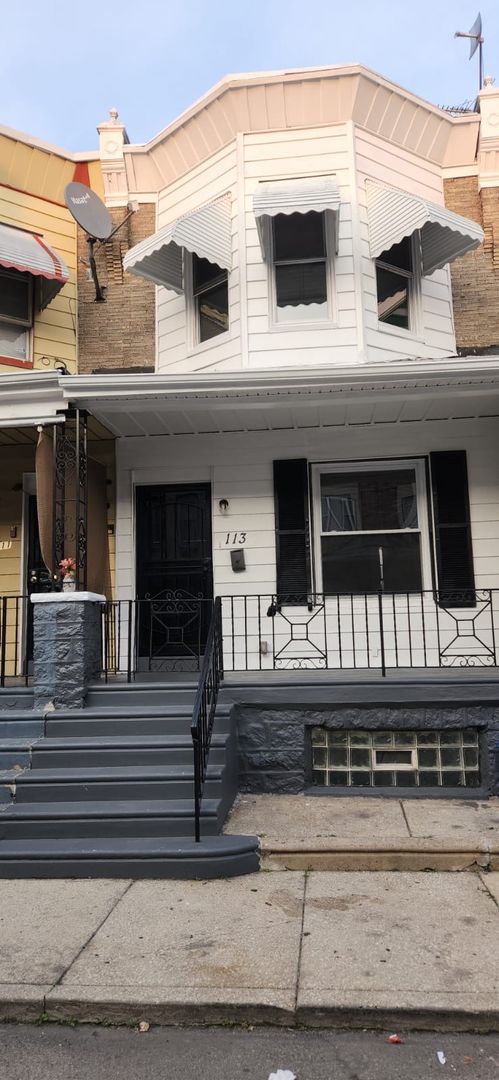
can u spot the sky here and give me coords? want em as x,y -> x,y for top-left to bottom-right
1,0 -> 498,151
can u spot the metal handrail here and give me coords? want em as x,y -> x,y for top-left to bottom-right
191,596 -> 224,842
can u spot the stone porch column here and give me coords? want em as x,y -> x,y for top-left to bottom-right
31,593 -> 105,711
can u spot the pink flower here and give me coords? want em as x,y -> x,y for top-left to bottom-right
59,557 -> 77,575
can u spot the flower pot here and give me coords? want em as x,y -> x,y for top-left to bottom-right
62,575 -> 76,592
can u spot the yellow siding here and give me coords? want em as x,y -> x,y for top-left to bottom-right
0,133 -> 75,203
0,184 -> 77,373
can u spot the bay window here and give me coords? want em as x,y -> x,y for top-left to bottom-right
376,235 -> 414,330
272,211 -> 328,323
192,253 -> 229,343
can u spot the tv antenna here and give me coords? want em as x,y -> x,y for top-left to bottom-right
64,182 -> 137,302
455,12 -> 484,94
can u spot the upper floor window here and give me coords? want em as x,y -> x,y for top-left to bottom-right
192,253 -> 229,343
0,269 -> 32,363
272,211 -> 328,323
376,236 -> 414,330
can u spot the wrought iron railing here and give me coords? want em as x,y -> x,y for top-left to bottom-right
101,589 -> 499,679
191,596 -> 224,842
0,596 -> 30,686
101,593 -> 214,681
220,590 -> 499,674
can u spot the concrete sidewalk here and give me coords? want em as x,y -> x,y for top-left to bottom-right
226,795 -> 499,871
1,870 -> 498,1031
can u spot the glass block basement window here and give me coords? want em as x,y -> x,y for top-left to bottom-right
311,729 -> 480,788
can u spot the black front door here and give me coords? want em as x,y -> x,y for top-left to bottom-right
135,484 -> 213,670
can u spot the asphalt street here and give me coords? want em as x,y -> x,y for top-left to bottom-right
1,1024 -> 499,1079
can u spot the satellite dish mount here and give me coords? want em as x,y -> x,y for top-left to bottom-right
64,182 -> 137,302
455,12 -> 484,95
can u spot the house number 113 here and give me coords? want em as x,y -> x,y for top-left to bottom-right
225,532 -> 246,545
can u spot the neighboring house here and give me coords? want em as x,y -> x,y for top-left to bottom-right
1,65 -> 499,807
0,126 -> 111,660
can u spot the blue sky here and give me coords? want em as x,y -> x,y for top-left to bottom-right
1,1 -> 498,150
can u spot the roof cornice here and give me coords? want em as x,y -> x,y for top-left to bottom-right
122,65 -> 480,194
0,122 -> 99,163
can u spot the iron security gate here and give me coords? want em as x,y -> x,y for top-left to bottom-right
135,484 -> 213,671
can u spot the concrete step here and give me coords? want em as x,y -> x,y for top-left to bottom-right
0,834 -> 260,879
0,689 -> 34,712
46,716 -> 193,738
86,686 -> 198,710
0,739 -> 35,770
0,769 -> 21,803
0,798 -> 221,839
0,713 -> 44,739
44,705 -> 231,739
13,765 -> 224,802
31,734 -> 228,769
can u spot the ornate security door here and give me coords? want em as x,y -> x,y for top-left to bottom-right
135,484 -> 213,670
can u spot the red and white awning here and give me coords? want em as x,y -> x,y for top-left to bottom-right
0,222 -> 69,309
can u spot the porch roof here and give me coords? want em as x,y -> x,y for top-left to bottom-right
2,358 -> 499,439
57,356 -> 499,436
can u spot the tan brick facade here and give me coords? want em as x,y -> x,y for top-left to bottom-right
77,204 -> 156,373
444,176 -> 499,352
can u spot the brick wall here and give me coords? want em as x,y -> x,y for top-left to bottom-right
444,177 -> 499,352
77,204 -> 156,373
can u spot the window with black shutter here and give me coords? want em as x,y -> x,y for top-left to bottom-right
273,459 -> 311,604
430,451 -> 475,607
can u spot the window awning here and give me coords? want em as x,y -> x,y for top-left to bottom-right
0,222 -> 69,309
366,181 -> 484,275
123,195 -> 232,291
253,176 -> 341,260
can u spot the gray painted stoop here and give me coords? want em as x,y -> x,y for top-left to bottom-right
0,684 -> 259,879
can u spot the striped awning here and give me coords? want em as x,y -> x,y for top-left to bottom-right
123,195 -> 232,291
253,176 -> 341,259
366,181 -> 484,275
0,222 -> 69,309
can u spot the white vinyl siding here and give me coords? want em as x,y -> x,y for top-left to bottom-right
114,417 -> 499,607
355,129 -> 456,361
156,143 -> 240,374
243,124 -> 359,369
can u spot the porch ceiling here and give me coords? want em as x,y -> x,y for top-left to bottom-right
78,384 -> 499,438
2,362 -> 499,443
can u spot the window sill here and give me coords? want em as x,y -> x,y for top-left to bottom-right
186,329 -> 234,359
268,318 -> 338,334
377,322 -> 425,344
0,354 -> 33,369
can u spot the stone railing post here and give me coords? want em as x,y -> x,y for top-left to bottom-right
31,592 -> 105,711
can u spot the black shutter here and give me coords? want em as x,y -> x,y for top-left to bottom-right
273,459 -> 311,604
430,451 -> 475,607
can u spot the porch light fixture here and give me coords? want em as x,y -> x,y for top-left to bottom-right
218,498 -> 229,514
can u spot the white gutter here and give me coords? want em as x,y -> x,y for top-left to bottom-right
1,358 -> 499,424
0,414 -> 65,428
61,356 -> 499,404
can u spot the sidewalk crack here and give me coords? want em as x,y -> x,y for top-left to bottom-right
399,800 -> 412,836
479,868 -> 498,907
50,880 -> 134,991
294,870 -> 308,1014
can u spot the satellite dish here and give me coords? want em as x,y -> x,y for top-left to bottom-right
64,182 -> 112,241
469,12 -> 482,58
